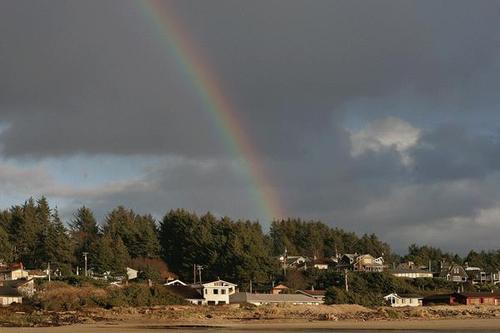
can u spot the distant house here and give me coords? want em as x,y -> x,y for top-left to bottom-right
439,263 -> 468,283
0,278 -> 35,306
465,266 -> 500,285
0,263 -> 29,281
0,287 -> 22,306
337,254 -> 358,269
280,255 -> 310,271
391,268 -> 433,279
312,258 -> 330,270
271,284 -> 289,294
165,285 -> 205,305
384,293 -> 423,307
230,292 -> 322,306
454,292 -> 500,305
166,279 -> 237,305
296,289 -> 326,303
191,280 -> 238,305
423,292 -> 500,306
353,254 -> 386,272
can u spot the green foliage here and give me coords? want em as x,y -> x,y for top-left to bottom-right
159,210 -> 276,286
270,219 -> 393,262
103,207 -> 160,259
323,271 -> 461,307
404,244 -> 457,271
70,206 -> 99,266
35,281 -> 185,311
91,234 -> 129,275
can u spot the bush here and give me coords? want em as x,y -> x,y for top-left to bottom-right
34,281 -> 186,311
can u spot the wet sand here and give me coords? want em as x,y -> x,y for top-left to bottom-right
1,319 -> 500,332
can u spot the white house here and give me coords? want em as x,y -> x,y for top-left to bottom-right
191,280 -> 238,305
0,288 -> 22,306
390,268 -> 433,279
0,265 -> 29,281
384,293 -> 423,307
230,292 -> 322,306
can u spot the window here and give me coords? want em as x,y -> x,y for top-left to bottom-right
229,287 -> 233,293
205,289 -> 208,294
221,289 -> 226,294
213,289 -> 219,294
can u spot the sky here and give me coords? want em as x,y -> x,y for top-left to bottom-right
1,0 -> 500,253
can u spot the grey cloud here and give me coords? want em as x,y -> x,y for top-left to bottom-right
2,1 -> 500,253
2,0 -> 500,158
410,125 -> 500,182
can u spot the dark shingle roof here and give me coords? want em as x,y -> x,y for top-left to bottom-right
165,285 -> 203,300
0,287 -> 21,297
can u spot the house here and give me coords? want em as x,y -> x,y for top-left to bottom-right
230,292 -> 322,306
454,292 -> 500,305
191,279 -> 238,305
465,266 -> 500,285
166,279 -> 237,305
312,258 -> 330,270
271,284 -> 289,294
6,279 -> 35,297
390,268 -> 433,279
0,278 -> 35,306
296,289 -> 326,303
384,293 -> 423,307
423,293 -> 456,305
0,287 -> 22,306
423,292 -> 500,306
353,254 -> 386,272
165,285 -> 205,305
0,263 -> 29,281
337,253 -> 358,269
280,255 -> 310,271
439,263 -> 468,283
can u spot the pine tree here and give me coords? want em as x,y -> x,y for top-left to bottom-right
70,206 -> 99,268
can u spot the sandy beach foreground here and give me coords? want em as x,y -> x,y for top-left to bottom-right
1,319 -> 500,332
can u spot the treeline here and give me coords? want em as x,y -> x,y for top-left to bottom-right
0,197 -> 499,286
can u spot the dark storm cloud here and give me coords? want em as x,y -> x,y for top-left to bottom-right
410,125 -> 500,182
2,0 -> 500,253
2,0 -> 500,157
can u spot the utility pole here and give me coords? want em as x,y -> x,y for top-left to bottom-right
82,252 -> 88,277
197,265 -> 203,284
249,279 -> 253,293
48,262 -> 51,282
193,264 -> 197,284
344,268 -> 349,292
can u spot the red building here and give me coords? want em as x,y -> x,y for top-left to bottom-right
423,292 -> 500,306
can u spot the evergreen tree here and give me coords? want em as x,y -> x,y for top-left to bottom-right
91,234 -> 129,275
102,207 -> 160,258
70,206 -> 99,267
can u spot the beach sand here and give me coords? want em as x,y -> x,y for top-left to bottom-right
1,318 -> 500,332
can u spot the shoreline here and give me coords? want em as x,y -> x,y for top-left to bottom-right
3,318 -> 500,332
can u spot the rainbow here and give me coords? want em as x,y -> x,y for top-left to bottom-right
137,0 -> 284,221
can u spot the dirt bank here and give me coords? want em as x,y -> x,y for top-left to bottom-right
2,304 -> 500,328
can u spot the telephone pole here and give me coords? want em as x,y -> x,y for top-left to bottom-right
196,265 -> 203,283
344,268 -> 349,292
82,252 -> 89,277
